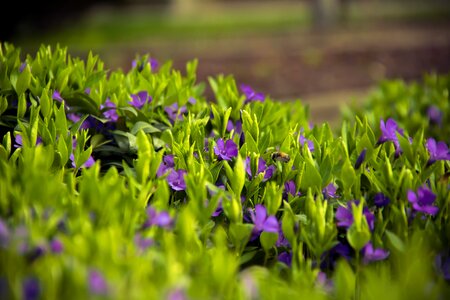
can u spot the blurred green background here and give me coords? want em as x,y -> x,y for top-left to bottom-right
5,0 -> 450,124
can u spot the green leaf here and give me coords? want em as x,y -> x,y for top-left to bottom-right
131,121 -> 161,135
300,158 -> 321,191
260,231 -> 278,253
385,230 -> 406,253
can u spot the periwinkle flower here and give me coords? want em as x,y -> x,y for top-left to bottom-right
335,200 -> 374,231
129,91 -> 152,109
276,227 -> 290,248
52,90 -> 64,102
26,245 -> 46,263
14,134 -> 43,148
426,138 -> 450,165
100,98 -> 119,122
165,103 -> 187,123
157,155 -> 175,177
407,187 -> 439,216
88,270 -> 108,295
373,192 -> 390,208
0,218 -> 9,247
435,253 -> 450,281
354,148 -> 367,169
377,118 -> 404,155
248,204 -> 279,240
240,84 -> 265,104
362,242 -> 389,264
226,120 -> 242,135
299,134 -> 315,152
22,277 -> 40,300
427,105 -> 442,125
245,157 -> 276,181
134,234 -> 154,251
167,169 -> 187,191
69,153 -> 95,169
132,57 -> 159,72
316,272 -> 333,292
167,288 -> 187,300
19,62 -> 27,73
50,239 -> 63,253
67,113 -> 81,123
278,252 -> 292,267
284,180 -> 301,198
214,138 -> 238,161
322,183 -> 338,199
143,207 -> 173,229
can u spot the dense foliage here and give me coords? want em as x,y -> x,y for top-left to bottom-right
0,44 -> 449,300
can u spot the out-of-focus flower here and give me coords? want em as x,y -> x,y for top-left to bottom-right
165,103 -> 187,123
322,183 -> 338,199
284,180 -> 301,199
167,288 -> 187,300
214,138 -> 238,161
129,91 -> 152,109
132,57 -> 159,72
143,207 -> 173,229
226,120 -> 242,135
14,134 -> 43,148
373,192 -> 390,208
52,90 -> 64,102
0,218 -> 9,248
50,239 -> 63,254
22,277 -> 40,300
248,204 -> 279,239
278,252 -> 292,267
134,234 -> 154,251
335,200 -> 374,231
88,270 -> 108,295
407,186 -> 439,216
167,169 -> 187,191
427,105 -> 442,126
299,134 -> 315,152
69,153 -> 95,169
362,242 -> 389,264
19,62 -> 27,73
245,157 -> 276,181
240,84 -> 265,103
157,155 -> 175,177
100,98 -> 119,122
435,253 -> 450,281
426,138 -> 450,165
354,148 -> 367,169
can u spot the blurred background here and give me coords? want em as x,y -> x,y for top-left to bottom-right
3,0 -> 450,124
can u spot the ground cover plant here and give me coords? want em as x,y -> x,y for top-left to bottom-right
0,43 -> 449,299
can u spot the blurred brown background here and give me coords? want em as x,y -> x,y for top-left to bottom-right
4,0 -> 450,124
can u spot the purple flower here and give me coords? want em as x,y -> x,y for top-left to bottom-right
299,134 -> 315,152
276,227 -> 290,248
426,138 -> 450,165
167,169 -> 187,191
52,90 -> 64,102
377,118 -> 404,154
165,103 -> 187,123
322,183 -> 338,199
129,91 -> 152,109
22,277 -> 40,300
373,192 -> 390,208
240,84 -> 265,103
26,245 -> 46,263
157,155 -> 175,177
316,272 -> 333,292
214,138 -> 238,161
67,113 -> 81,123
14,134 -> 43,148
88,270 -> 108,295
69,153 -> 95,169
226,120 -> 242,134
284,180 -> 300,198
248,204 -> 279,240
407,187 -> 439,216
278,252 -> 292,267
167,288 -> 187,300
0,218 -> 9,248
132,58 -> 159,72
84,87 -> 91,95
362,242 -> 389,264
134,234 -> 154,251
188,97 -> 197,105
143,207 -> 173,229
19,62 -> 27,73
50,239 -> 63,253
354,148 -> 367,169
100,98 -> 119,122
435,253 -> 450,281
427,106 -> 442,125
245,157 -> 276,181
335,200 -> 374,230
212,199 -> 223,217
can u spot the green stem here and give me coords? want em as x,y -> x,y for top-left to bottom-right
355,251 -> 361,300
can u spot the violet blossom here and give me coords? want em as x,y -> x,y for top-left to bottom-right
322,183 -> 338,199
245,157 -> 276,181
278,252 -> 292,267
0,218 -> 9,248
299,134 -> 315,152
167,169 -> 187,191
88,270 -> 108,295
407,186 -> 439,216
240,84 -> 265,103
22,277 -> 40,300
427,105 -> 442,126
377,118 -> 404,155
284,180 -> 301,199
132,57 -> 159,72
69,153 -> 95,169
214,138 -> 238,161
335,200 -> 374,231
50,239 -> 63,254
52,90 -> 64,102
373,192 -> 390,208
426,138 -> 450,165
248,204 -> 279,240
100,98 -> 119,122
143,207 -> 173,229
226,120 -> 242,134
354,148 -> 367,169
14,134 -> 43,148
157,155 -> 175,177
165,103 -> 187,123
362,242 -> 389,264
129,91 -> 152,109
134,234 -> 154,251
